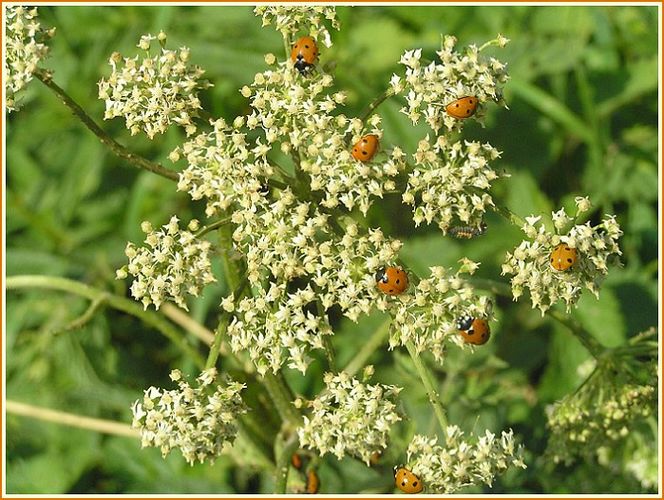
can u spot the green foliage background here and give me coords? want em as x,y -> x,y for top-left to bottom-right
6,5 -> 659,494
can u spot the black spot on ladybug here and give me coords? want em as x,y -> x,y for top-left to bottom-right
396,279 -> 400,284
389,289 -> 394,293
550,258 -> 554,263
362,151 -> 368,155
413,482 -> 418,487
565,246 -> 570,251
401,481 -> 407,486
468,329 -> 475,335
567,258 -> 573,263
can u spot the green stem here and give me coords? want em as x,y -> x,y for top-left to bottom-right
6,275 -> 205,368
195,217 -> 231,238
359,88 -> 392,124
405,341 -> 448,434
261,372 -> 302,429
547,308 -> 603,358
56,295 -> 107,333
342,317 -> 391,377
34,69 -> 179,181
274,430 -> 300,494
205,313 -> 230,370
492,203 -> 526,227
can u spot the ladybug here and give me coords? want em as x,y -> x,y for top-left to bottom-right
449,222 -> 487,239
351,134 -> 379,162
550,243 -> 577,271
394,467 -> 424,494
457,316 -> 491,346
445,96 -> 478,119
291,453 -> 303,470
290,36 -> 318,75
306,469 -> 320,494
375,266 -> 408,296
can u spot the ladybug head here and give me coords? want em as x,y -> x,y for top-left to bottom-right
456,315 -> 474,330
374,267 -> 387,283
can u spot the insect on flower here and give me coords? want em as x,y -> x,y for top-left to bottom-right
375,266 -> 409,295
291,36 -> 319,74
449,222 -> 488,239
394,466 -> 424,494
445,96 -> 478,119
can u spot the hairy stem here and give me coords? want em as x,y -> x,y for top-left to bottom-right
405,341 -> 448,434
7,400 -> 139,438
34,69 -> 178,181
6,275 -> 205,368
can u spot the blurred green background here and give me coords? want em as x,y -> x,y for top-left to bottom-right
6,5 -> 658,494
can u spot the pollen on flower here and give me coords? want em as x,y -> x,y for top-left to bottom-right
502,205 -> 622,314
297,372 -> 402,464
406,428 -> 526,493
97,33 -> 212,139
131,369 -> 248,465
117,216 -> 216,310
5,6 -> 55,112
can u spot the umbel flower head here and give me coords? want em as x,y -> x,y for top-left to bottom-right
403,134 -> 501,232
117,216 -> 216,310
5,6 -> 55,112
98,32 -> 211,139
390,260 -> 493,361
391,34 -> 509,133
131,369 -> 248,466
406,427 -> 526,493
254,5 -> 340,46
545,355 -> 657,466
501,198 -> 623,314
297,371 -> 402,464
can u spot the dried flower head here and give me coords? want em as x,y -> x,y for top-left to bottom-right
254,5 -> 340,47
545,357 -> 657,466
390,263 -> 493,361
117,216 -> 216,310
501,204 -> 622,314
298,372 -> 402,464
98,32 -> 211,139
5,6 -> 55,112
403,135 -> 501,232
391,35 -> 509,133
406,428 -> 526,493
131,368 -> 247,465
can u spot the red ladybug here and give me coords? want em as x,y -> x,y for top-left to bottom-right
457,316 -> 490,345
306,469 -> 320,494
445,96 -> 478,119
550,243 -> 577,271
291,453 -> 303,470
351,134 -> 379,162
375,267 -> 408,295
394,467 -> 424,494
290,36 -> 318,74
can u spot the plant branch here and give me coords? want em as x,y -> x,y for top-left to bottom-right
359,88 -> 392,124
261,372 -> 302,429
342,317 -> 391,377
547,308 -> 603,358
6,275 -> 205,368
34,69 -> 178,181
405,341 -> 448,434
274,429 -> 300,494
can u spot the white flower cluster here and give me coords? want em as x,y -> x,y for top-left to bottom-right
98,32 -> 211,139
390,262 -> 492,361
254,5 -> 340,47
174,117 -> 274,217
297,372 -> 402,464
502,200 -> 622,314
391,35 -> 509,133
225,190 -> 402,373
406,427 -> 526,493
117,216 -> 216,310
403,135 -> 501,232
131,369 -> 247,465
5,6 -> 55,112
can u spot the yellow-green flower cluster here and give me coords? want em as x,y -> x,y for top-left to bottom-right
390,261 -> 493,361
5,6 -> 55,112
403,135 -> 501,232
406,427 -> 526,493
254,5 -> 340,46
131,369 -> 247,465
298,372 -> 402,464
502,200 -> 622,314
117,216 -> 215,310
391,35 -> 509,133
98,32 -> 211,139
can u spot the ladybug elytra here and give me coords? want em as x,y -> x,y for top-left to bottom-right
351,134 -> 379,162
445,96 -> 478,119
457,316 -> 491,346
290,36 -> 319,75
375,266 -> 408,295
550,243 -> 577,271
394,467 -> 424,494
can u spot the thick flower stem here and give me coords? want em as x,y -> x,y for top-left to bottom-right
492,203 -> 526,227
342,317 -> 391,377
274,430 -> 300,494
6,275 -> 206,368
261,372 -> 302,429
359,88 -> 392,125
547,308 -> 603,359
34,69 -> 179,181
405,341 -> 448,435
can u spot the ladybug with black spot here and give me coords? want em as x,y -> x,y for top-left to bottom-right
394,466 -> 424,494
352,134 -> 379,162
375,266 -> 408,296
290,36 -> 319,75
457,316 -> 491,345
550,243 -> 577,271
445,96 -> 478,119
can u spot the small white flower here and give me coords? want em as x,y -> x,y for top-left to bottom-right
255,6 -> 340,46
